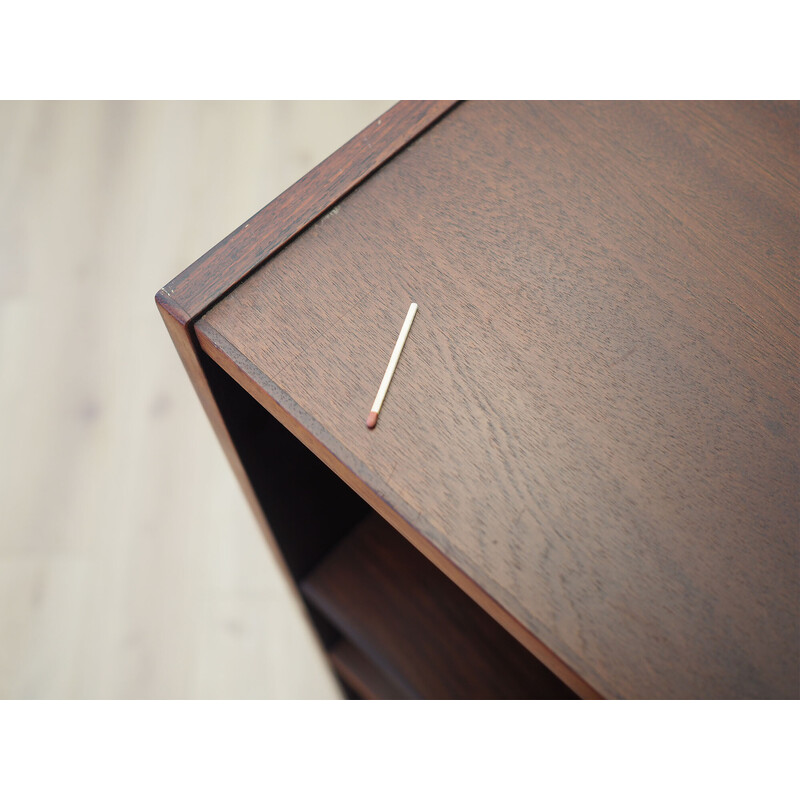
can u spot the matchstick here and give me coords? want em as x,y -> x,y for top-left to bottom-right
366,302 -> 418,429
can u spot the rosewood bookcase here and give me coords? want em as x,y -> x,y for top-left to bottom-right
157,101 -> 799,699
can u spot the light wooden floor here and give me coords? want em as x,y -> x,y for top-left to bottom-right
0,101 -> 393,698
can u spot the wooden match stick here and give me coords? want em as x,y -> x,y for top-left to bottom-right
366,302 -> 418,429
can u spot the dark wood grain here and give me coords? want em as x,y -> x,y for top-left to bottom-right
303,514 -> 576,699
329,639 -> 413,700
198,101 -> 800,699
159,100 -> 457,325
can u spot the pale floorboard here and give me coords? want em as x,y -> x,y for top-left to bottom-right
0,100 -> 393,698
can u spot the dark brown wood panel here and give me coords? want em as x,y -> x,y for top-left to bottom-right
303,514 -> 577,699
329,639 -> 413,700
199,101 -> 800,699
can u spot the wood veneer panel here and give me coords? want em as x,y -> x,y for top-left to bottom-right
199,101 -> 800,699
303,515 -> 576,699
329,640 -> 413,700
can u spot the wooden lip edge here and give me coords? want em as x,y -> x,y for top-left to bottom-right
157,100 -> 459,322
155,285 -> 190,327
195,319 -> 605,701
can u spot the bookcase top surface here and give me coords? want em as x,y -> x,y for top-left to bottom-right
197,101 -> 799,698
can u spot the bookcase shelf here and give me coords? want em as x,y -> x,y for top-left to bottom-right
303,514 -> 576,700
329,639 -> 412,700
